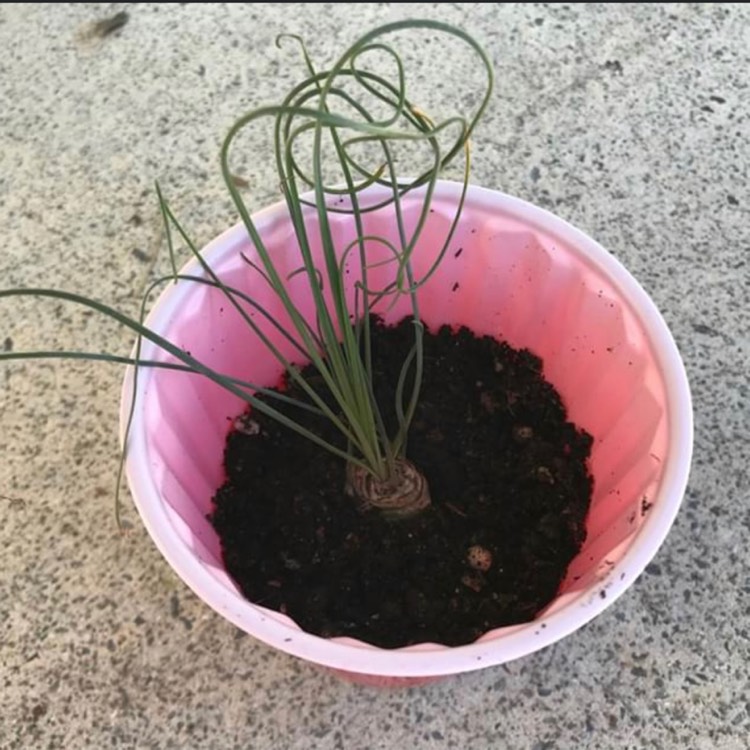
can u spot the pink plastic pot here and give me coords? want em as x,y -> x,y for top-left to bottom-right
121,181 -> 692,683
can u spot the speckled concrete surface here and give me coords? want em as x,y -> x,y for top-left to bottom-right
1,3 -> 748,749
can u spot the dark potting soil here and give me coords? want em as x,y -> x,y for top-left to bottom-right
211,319 -> 594,648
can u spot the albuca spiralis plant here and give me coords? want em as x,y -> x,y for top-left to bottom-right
1,20 -> 493,520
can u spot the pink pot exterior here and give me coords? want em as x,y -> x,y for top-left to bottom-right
121,181 -> 692,681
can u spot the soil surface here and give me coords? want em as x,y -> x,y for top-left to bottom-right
211,318 -> 593,648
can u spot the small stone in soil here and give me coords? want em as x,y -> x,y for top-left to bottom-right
462,573 -> 484,592
467,545 -> 493,571
535,466 -> 555,484
513,425 -> 534,442
233,416 -> 260,435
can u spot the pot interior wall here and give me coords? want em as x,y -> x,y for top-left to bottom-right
139,190 -> 669,632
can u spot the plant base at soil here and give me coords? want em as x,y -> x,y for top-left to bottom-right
211,319 -> 593,648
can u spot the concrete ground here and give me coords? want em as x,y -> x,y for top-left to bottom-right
1,4 -> 748,749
